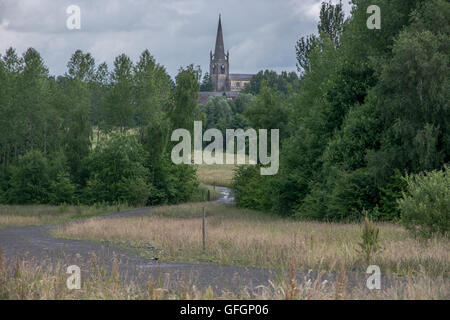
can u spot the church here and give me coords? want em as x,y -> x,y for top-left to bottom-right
199,15 -> 254,104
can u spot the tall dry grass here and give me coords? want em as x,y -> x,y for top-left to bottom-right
1,252 -> 448,300
53,202 -> 450,278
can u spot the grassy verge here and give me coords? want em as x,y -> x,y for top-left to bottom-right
53,202 -> 449,279
0,204 -> 128,228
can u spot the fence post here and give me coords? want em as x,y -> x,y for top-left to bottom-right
202,207 -> 206,251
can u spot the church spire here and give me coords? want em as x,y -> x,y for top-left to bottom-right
214,14 -> 225,60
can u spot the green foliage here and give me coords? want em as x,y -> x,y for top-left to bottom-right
168,64 -> 202,132
378,169 -> 407,221
84,133 -> 151,205
133,50 -> 172,127
49,172 -> 76,205
317,0 -> 345,47
7,151 -> 52,204
201,96 -> 233,131
244,83 -> 290,136
232,166 -> 272,212
0,47 -> 200,207
149,155 -> 199,205
235,0 -> 449,223
200,72 -> 214,92
241,70 -> 300,95
230,93 -> 255,115
102,54 -> 135,132
116,177 -> 152,207
296,0 -> 345,73
399,166 -> 449,238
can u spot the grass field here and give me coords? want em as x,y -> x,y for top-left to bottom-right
1,201 -> 448,299
54,202 -> 449,279
0,204 -> 128,228
194,151 -> 248,187
0,184 -> 219,229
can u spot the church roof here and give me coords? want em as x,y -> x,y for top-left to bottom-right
230,74 -> 254,81
213,15 -> 226,60
198,91 -> 239,104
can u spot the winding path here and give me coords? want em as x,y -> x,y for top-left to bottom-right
0,187 -> 400,295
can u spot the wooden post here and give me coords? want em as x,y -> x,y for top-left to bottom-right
202,207 -> 206,251
207,189 -> 210,201
213,182 -> 216,200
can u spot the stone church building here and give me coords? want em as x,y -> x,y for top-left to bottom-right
199,15 -> 254,103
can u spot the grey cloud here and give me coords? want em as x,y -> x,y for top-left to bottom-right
0,0 -> 351,78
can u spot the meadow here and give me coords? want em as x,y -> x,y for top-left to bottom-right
194,151 -> 246,187
0,201 -> 447,299
53,202 -> 449,280
0,204 -> 126,228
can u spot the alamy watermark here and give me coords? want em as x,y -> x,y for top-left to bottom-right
367,5 -> 381,30
66,5 -> 81,30
66,265 -> 81,290
366,265 -> 381,290
171,121 -> 279,175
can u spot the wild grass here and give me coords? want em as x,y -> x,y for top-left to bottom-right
0,204 -> 126,228
193,151 -> 248,187
53,202 -> 450,279
195,164 -> 236,188
0,253 -> 448,300
192,184 -> 221,202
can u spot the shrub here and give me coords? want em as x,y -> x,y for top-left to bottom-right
117,177 -> 151,207
84,133 -> 151,205
232,165 -> 273,211
49,172 -> 76,205
357,211 -> 382,263
7,151 -> 51,204
398,166 -> 449,238
149,156 -> 198,205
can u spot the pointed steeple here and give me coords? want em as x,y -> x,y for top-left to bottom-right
214,14 -> 225,60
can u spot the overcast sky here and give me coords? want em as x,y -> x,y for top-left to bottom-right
0,0 -> 351,79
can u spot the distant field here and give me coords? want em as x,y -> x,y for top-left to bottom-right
193,151 -> 248,187
0,204 -> 127,228
0,184 -> 218,228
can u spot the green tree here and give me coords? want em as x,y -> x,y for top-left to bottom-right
202,96 -> 233,131
84,133 -> 151,205
7,151 -> 52,204
200,72 -> 214,92
168,65 -> 202,132
102,54 -> 135,132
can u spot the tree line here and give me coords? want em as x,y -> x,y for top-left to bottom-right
233,0 -> 449,225
0,48 -> 204,206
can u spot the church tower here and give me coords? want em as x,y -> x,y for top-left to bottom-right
210,15 -> 230,92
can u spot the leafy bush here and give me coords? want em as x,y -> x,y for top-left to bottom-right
49,172 -> 76,205
7,151 -> 52,204
233,165 -> 273,211
149,155 -> 198,205
83,133 -> 151,205
399,166 -> 449,238
116,177 -> 151,207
